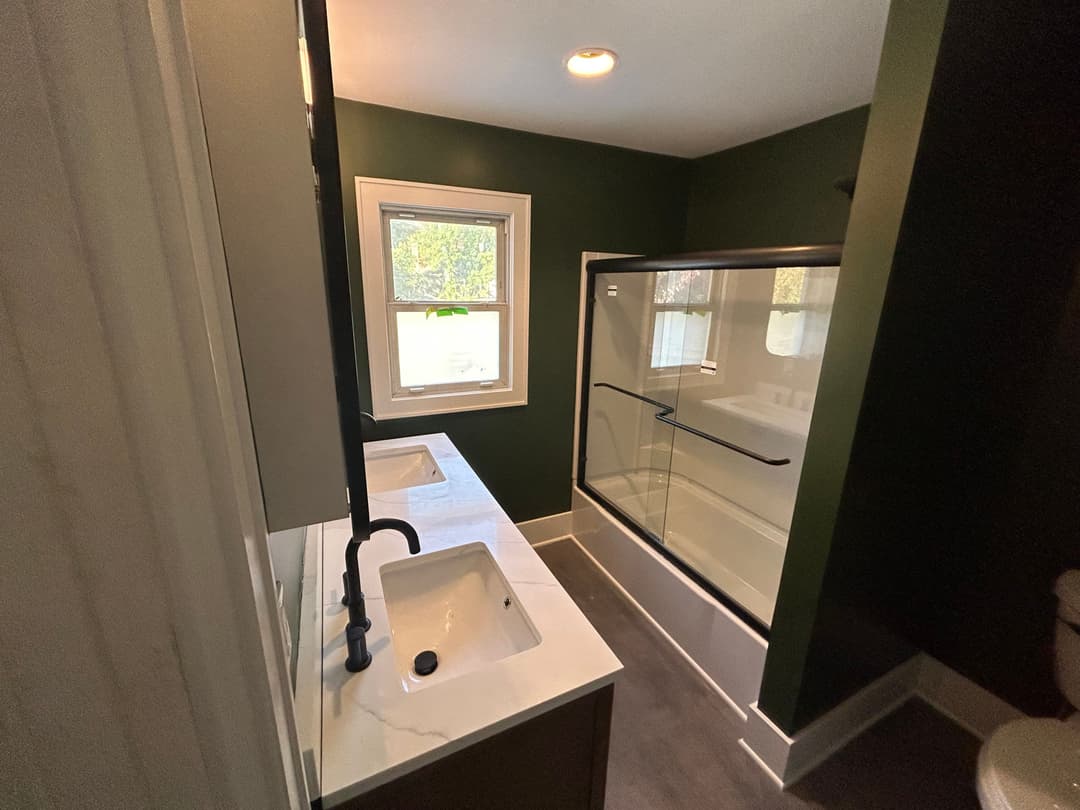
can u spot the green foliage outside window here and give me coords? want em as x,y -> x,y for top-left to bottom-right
772,267 -> 807,306
390,218 -> 497,302
654,269 -> 711,305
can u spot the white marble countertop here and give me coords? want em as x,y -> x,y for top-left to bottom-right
318,433 -> 622,807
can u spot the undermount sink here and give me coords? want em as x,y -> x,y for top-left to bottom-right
365,445 -> 446,493
380,543 -> 541,692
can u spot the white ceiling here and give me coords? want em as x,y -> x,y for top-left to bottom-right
327,0 -> 890,159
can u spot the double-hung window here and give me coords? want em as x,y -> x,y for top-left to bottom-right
765,266 -> 838,358
649,269 -> 719,370
356,178 -> 530,418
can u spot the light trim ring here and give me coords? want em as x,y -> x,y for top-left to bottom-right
567,48 -> 617,78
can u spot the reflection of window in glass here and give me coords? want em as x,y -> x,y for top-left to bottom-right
653,269 -> 711,305
650,270 -> 715,369
765,267 -> 838,357
384,211 -> 508,393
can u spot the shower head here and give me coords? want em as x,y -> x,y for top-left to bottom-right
833,175 -> 857,200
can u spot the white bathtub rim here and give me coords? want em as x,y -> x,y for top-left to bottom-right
588,467 -> 789,549
573,484 -> 769,648
578,475 -> 781,626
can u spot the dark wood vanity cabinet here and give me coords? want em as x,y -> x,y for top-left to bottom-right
329,684 -> 614,810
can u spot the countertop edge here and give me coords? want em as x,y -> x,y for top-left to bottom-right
321,671 -> 620,808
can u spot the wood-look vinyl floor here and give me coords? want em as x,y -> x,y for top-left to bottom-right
536,538 -> 981,810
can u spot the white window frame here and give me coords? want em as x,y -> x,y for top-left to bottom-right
356,177 -> 530,419
646,270 -> 727,375
765,267 -> 815,358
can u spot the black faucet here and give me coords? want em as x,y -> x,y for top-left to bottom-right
302,0 -> 421,675
342,518 -> 420,671
341,411 -> 421,672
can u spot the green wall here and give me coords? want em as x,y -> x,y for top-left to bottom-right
762,0 -> 1080,733
684,107 -> 869,250
334,100 -> 872,523
334,100 -> 872,524
335,100 -> 690,521
332,0 -> 1076,740
758,0 -> 950,733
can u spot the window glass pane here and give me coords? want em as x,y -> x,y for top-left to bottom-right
651,311 -> 711,368
771,267 -> 807,305
389,218 -> 498,302
765,310 -> 805,357
396,310 -> 501,388
654,270 -> 711,304
767,267 -> 839,356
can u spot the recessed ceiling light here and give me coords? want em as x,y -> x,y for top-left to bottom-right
566,48 -> 617,78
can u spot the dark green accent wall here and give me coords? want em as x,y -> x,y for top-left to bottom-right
335,100 -> 690,521
683,107 -> 870,251
332,0 -> 1077,741
761,0 -> 1080,734
334,101 -> 873,523
758,0 -> 949,734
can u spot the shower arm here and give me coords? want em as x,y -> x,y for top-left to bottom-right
592,382 -> 791,467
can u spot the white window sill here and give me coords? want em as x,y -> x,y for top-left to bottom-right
375,391 -> 528,420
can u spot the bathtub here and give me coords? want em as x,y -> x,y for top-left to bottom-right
571,481 -> 769,716
586,470 -> 787,628
587,468 -> 790,626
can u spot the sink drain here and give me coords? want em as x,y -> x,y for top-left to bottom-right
414,649 -> 438,676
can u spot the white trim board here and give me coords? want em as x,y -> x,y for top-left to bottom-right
571,251 -> 637,484
916,655 -> 1025,740
739,653 -> 1025,788
741,657 -> 921,788
515,511 -> 573,545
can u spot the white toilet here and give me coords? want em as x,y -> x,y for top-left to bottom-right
977,571 -> 1080,810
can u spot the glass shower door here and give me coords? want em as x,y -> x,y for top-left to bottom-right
659,265 -> 839,626
583,269 -> 682,540
580,253 -> 841,631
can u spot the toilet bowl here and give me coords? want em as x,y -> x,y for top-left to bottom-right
977,717 -> 1080,809
976,571 -> 1080,810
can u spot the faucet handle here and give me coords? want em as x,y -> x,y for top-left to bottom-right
345,624 -> 372,672
357,410 -> 378,437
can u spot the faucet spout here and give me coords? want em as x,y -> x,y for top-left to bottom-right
369,517 -> 421,554
342,516 -> 421,672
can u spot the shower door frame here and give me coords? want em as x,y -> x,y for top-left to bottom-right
576,244 -> 844,639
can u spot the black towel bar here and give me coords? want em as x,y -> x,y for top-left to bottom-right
592,382 -> 791,467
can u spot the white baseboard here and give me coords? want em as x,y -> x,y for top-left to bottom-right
741,655 -> 921,787
515,511 -> 573,545
916,654 -> 1024,739
737,738 -> 785,789
739,652 -> 1025,788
